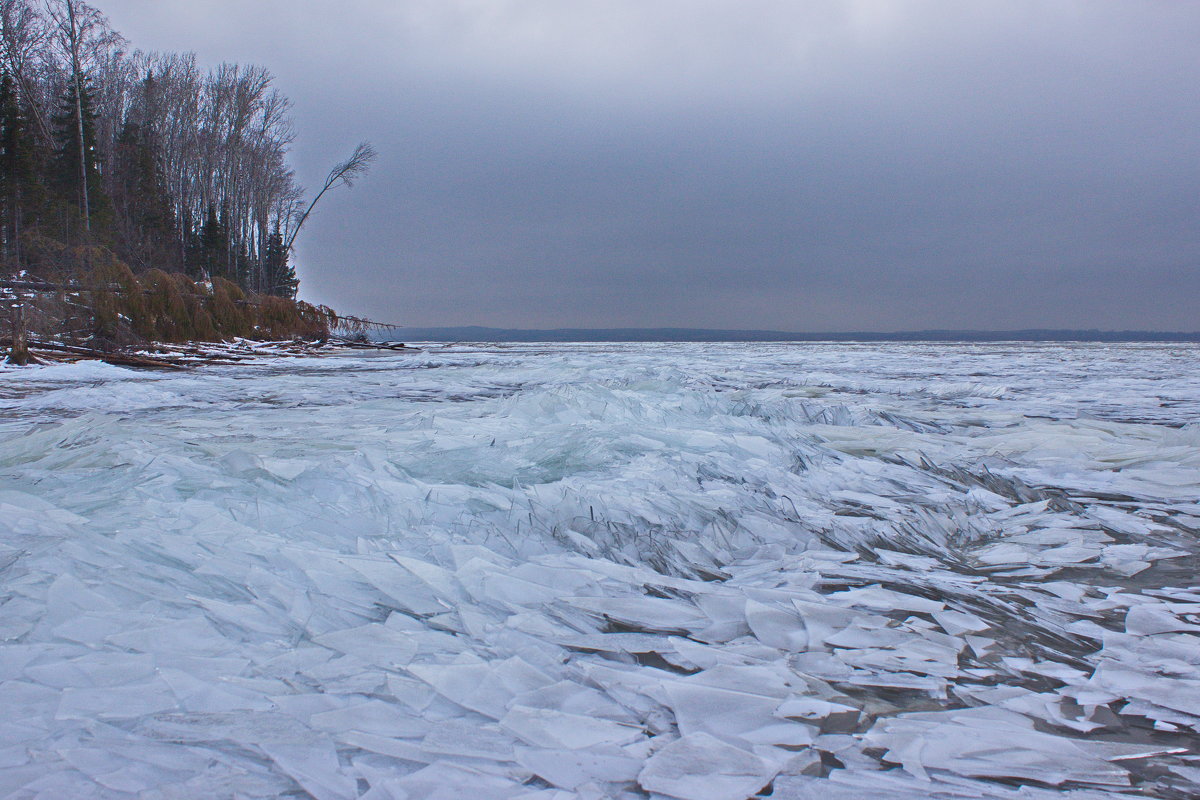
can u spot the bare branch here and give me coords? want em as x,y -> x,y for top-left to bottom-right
327,140 -> 377,190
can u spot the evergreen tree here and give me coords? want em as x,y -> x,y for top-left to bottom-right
51,77 -> 107,237
261,229 -> 296,298
190,204 -> 228,281
111,113 -> 180,271
0,75 -> 52,269
0,74 -> 27,264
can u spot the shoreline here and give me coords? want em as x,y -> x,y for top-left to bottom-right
3,337 -> 417,371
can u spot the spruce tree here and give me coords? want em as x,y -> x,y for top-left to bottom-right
193,204 -> 229,281
112,115 -> 179,271
1,76 -> 50,267
51,77 -> 107,238
0,74 -> 24,264
262,229 -> 297,298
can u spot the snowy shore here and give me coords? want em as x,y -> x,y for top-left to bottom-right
2,336 -> 412,371
1,342 -> 1198,799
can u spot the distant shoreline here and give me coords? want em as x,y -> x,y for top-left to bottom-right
391,326 -> 1200,343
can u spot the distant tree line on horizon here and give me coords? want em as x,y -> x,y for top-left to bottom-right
0,0 -> 373,301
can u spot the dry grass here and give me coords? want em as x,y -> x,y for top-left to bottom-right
9,263 -> 336,347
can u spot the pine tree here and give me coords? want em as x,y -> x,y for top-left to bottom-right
0,73 -> 26,264
111,114 -> 180,271
190,204 -> 229,281
51,77 -> 108,237
262,229 -> 297,298
1,77 -> 52,269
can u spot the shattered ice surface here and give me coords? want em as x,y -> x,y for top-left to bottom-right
1,341 -> 1199,799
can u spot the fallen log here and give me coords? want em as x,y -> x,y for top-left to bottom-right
143,343 -> 247,361
87,351 -> 189,370
27,340 -> 188,370
8,335 -> 405,370
28,350 -> 84,364
330,337 -> 413,351
0,279 -> 118,293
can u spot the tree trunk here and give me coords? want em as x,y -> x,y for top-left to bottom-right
67,1 -> 90,232
7,302 -> 30,364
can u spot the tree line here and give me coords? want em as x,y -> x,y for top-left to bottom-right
0,0 -> 373,300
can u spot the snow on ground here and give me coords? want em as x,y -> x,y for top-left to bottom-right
1,341 -> 1199,799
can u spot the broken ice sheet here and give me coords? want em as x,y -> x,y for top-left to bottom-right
932,609 -> 989,635
310,699 -> 431,739
559,596 -> 710,634
1124,603 -> 1200,635
514,680 -> 639,723
666,679 -> 789,743
825,585 -> 944,614
1089,660 -> 1200,718
501,705 -> 642,749
408,657 -> 556,719
745,598 -> 809,651
639,733 -> 775,800
771,771 -> 1125,799
516,746 -> 641,791
386,760 -> 526,799
421,719 -> 516,760
56,680 -> 179,720
312,623 -> 419,668
863,707 -> 1134,786
774,697 -> 859,732
4,342 -> 1200,797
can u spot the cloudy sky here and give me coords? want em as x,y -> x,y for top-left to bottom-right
100,1 -> 1198,331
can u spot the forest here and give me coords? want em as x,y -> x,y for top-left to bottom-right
0,0 -> 373,354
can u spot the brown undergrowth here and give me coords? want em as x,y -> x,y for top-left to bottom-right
8,248 -> 339,349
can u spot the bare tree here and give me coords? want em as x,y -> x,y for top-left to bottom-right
283,141 -> 377,255
44,0 -> 122,231
110,53 -> 305,284
0,0 -> 52,143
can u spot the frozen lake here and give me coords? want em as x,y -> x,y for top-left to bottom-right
2,341 -> 1199,799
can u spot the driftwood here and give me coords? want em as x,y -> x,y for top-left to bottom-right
144,343 -> 248,361
27,351 -> 84,364
26,340 -> 189,370
330,337 -> 413,351
99,352 -> 190,370
0,278 -> 118,293
5,331 -> 420,371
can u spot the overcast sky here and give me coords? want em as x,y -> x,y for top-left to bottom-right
100,1 -> 1198,331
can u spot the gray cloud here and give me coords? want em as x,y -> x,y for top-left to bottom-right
101,0 -> 1200,330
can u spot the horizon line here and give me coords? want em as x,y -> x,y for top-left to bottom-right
383,326 -> 1200,343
